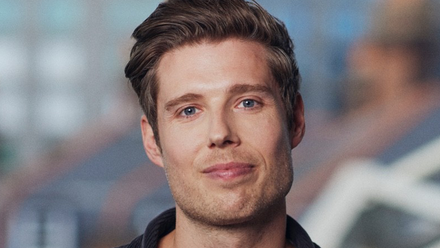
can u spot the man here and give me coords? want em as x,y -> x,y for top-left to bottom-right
119,0 -> 319,247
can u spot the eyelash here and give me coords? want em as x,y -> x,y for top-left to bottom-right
238,99 -> 256,108
237,98 -> 262,110
176,98 -> 262,118
179,106 -> 200,118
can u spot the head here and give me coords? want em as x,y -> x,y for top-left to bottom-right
125,0 -> 300,147
341,0 -> 440,111
366,0 -> 440,81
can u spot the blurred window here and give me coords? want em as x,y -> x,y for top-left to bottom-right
0,93 -> 27,137
36,39 -> 86,89
0,0 -> 21,32
36,93 -> 86,138
39,0 -> 84,33
0,38 -> 27,89
104,0 -> 162,33
8,203 -> 78,248
0,38 -> 28,137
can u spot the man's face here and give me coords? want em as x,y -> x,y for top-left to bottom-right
141,38 -> 304,226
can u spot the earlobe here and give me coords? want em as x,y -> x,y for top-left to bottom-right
140,116 -> 164,167
290,93 -> 305,149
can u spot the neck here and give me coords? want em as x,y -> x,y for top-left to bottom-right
159,200 -> 292,248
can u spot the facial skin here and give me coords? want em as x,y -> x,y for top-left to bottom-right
141,38 -> 305,229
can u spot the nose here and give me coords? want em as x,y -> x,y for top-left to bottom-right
207,111 -> 240,148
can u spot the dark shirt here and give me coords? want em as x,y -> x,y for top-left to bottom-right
117,208 -> 320,248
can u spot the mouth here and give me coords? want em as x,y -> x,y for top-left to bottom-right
202,162 -> 255,180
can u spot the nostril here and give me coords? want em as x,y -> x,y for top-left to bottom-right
207,114 -> 240,148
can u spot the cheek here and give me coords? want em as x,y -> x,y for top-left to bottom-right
244,114 -> 290,151
159,124 -> 203,169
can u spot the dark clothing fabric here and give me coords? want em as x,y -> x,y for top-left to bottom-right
116,208 -> 320,248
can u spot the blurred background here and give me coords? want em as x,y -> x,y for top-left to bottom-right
1,0 -> 440,247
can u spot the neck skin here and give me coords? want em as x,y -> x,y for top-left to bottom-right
158,199 -> 294,248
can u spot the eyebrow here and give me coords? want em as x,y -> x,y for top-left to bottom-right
227,84 -> 273,96
165,93 -> 203,111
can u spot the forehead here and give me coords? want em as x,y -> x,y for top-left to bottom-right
155,39 -> 274,97
160,38 -> 269,70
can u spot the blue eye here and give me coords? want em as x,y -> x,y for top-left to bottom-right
182,107 -> 197,116
242,99 -> 255,108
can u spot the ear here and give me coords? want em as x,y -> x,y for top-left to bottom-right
141,116 -> 164,168
290,93 -> 305,149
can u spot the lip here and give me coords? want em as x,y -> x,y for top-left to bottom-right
202,162 -> 254,180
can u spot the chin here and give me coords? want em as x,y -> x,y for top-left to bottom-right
192,209 -> 257,227
179,196 -> 285,228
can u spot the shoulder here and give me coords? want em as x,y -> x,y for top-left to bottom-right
114,234 -> 143,248
286,215 -> 320,248
114,208 -> 176,248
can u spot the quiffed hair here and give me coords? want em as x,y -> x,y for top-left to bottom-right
125,0 -> 300,145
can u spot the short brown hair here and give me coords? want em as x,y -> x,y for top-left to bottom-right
125,0 -> 300,146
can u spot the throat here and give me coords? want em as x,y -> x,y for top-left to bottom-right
170,204 -> 289,248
